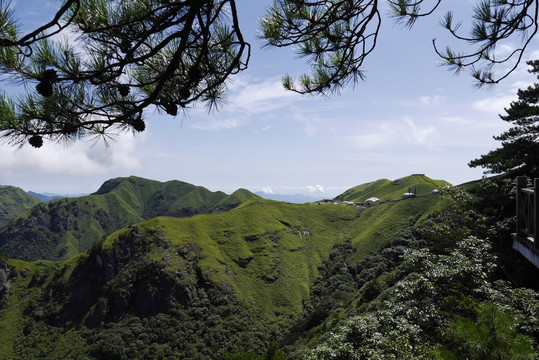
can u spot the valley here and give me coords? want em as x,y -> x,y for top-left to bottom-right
0,174 -> 537,359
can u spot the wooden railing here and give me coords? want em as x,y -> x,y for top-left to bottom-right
514,176 -> 539,267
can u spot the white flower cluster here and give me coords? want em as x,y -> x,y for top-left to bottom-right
303,236 -> 501,359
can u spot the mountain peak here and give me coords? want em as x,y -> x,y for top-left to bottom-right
336,174 -> 450,203
92,176 -> 161,195
0,176 -> 260,261
0,185 -> 42,228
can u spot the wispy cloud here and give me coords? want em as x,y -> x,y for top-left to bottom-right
189,76 -> 299,131
472,95 -> 515,114
291,110 -> 320,136
350,131 -> 393,149
404,117 -> 441,146
348,118 -> 440,149
256,185 -> 328,194
190,117 -> 251,131
188,75 -> 339,135
226,76 -> 296,114
418,95 -> 446,107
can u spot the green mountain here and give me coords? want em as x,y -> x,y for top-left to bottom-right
0,176 -> 260,262
2,175 -> 534,359
0,175 -> 449,359
0,186 -> 42,229
335,174 -> 450,202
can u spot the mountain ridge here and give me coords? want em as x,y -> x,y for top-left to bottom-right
0,182 -> 448,358
0,185 -> 42,229
0,176 -> 261,261
2,174 -> 530,360
335,174 -> 450,202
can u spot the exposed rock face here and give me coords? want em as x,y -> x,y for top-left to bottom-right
0,263 -> 9,299
235,255 -> 254,268
31,226 -> 206,329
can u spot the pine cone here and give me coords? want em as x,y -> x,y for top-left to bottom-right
29,135 -> 43,148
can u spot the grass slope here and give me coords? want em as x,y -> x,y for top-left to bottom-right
349,194 -> 448,258
134,200 -> 361,316
0,186 -> 42,229
0,201 -> 359,358
0,187 -> 448,359
0,176 -> 260,262
336,174 -> 450,202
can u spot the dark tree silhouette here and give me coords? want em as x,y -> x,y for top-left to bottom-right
0,0 -> 250,146
0,0 -> 537,147
470,60 -> 539,177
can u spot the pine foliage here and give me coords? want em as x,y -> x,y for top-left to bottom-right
470,60 -> 539,177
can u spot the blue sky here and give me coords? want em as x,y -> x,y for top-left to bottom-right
1,0 -> 538,197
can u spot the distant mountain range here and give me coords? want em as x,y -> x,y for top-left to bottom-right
254,192 -> 328,203
0,173 -> 457,359
27,191 -> 85,202
0,176 -> 260,261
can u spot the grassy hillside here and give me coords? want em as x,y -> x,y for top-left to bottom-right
0,201 -> 358,359
348,194 -> 448,258
0,176 -> 260,262
0,186 -> 42,229
114,200 -> 360,316
0,186 -> 448,359
335,174 -> 450,202
0,176 -> 536,359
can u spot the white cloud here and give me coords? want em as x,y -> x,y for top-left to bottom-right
350,132 -> 391,148
292,111 -> 319,136
510,81 -> 534,93
307,184 -> 325,193
437,116 -> 474,126
189,76 -> 300,131
472,95 -> 515,114
418,95 -> 446,107
227,76 -> 296,114
404,117 -> 441,147
527,49 -> 539,60
190,117 -> 250,131
0,132 -> 143,180
257,185 -> 330,195
495,43 -> 517,58
348,118 -> 440,149
349,123 -> 395,148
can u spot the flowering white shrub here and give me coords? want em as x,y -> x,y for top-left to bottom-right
304,310 -> 435,359
302,236 -> 538,359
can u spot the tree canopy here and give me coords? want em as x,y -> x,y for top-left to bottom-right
0,0 -> 537,147
469,60 -> 539,178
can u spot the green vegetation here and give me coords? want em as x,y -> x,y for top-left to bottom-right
0,185 -> 41,228
335,174 -> 449,202
0,176 -> 260,262
297,235 -> 538,359
0,175 -> 537,359
348,194 -> 448,258
470,60 -> 539,178
284,181 -> 538,359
